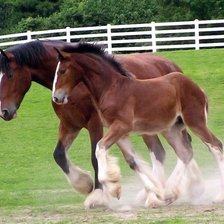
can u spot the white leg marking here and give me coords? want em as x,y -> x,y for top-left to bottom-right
207,143 -> 224,202
96,142 -> 121,198
52,61 -> 60,98
95,143 -> 107,182
150,152 -> 165,186
117,138 -> 164,204
207,144 -> 224,186
165,158 -> 188,201
186,159 -> 204,199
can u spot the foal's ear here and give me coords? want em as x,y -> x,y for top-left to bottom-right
0,49 -> 16,67
54,47 -> 65,61
0,49 -> 10,61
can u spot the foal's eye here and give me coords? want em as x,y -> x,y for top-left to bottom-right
8,71 -> 13,79
59,69 -> 66,75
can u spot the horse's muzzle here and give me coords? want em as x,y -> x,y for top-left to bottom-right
53,91 -> 68,105
1,108 -> 17,121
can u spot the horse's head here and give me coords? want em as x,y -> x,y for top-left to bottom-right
52,48 -> 83,105
0,49 -> 32,121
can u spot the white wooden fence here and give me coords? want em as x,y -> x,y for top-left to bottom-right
0,19 -> 224,53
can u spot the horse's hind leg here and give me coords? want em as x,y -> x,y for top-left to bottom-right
162,122 -> 203,204
53,123 -> 93,195
117,137 -> 164,208
186,121 -> 224,202
142,135 -> 166,187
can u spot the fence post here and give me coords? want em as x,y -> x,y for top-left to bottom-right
27,31 -> 32,41
66,27 -> 71,43
194,19 -> 200,50
107,24 -> 112,54
151,21 -> 157,52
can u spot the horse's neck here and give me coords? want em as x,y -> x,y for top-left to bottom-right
31,59 -> 56,90
82,66 -> 128,107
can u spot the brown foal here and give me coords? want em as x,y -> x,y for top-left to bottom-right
52,43 -> 223,205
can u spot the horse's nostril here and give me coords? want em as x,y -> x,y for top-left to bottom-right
53,96 -> 59,103
2,108 -> 9,118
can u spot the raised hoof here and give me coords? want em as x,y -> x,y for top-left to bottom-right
84,189 -> 109,209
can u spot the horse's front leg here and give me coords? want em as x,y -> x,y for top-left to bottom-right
84,112 -> 110,209
53,122 -> 93,195
96,121 -> 132,200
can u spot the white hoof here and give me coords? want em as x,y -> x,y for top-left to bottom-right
164,187 -> 179,205
145,191 -> 164,208
135,188 -> 164,208
84,189 -> 109,209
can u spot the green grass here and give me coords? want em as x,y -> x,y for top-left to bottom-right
0,48 -> 224,223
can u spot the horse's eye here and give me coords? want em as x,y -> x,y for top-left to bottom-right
8,71 -> 13,79
59,69 -> 66,75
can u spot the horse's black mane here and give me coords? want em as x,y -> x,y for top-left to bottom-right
0,40 -> 57,73
62,43 -> 131,77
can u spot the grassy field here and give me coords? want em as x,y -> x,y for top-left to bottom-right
0,48 -> 224,223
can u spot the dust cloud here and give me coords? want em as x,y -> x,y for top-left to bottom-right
109,171 -> 222,211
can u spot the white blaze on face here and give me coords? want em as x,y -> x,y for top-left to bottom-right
0,72 -> 3,116
52,61 -> 60,100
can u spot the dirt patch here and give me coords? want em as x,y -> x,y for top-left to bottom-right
1,174 -> 224,223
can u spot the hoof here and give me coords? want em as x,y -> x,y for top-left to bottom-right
165,193 -> 178,205
145,191 -> 164,208
135,189 -> 164,208
104,181 -> 121,199
84,189 -> 109,209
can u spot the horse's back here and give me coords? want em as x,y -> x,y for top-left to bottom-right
115,53 -> 182,79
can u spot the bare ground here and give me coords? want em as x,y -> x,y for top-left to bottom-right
1,174 -> 224,224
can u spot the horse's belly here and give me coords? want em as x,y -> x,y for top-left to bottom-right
132,113 -> 178,135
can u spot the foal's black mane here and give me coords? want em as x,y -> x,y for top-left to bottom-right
0,40 -> 60,74
62,43 -> 131,77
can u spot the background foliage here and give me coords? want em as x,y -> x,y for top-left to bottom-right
1,0 -> 224,35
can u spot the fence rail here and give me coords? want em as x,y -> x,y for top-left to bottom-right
0,19 -> 224,53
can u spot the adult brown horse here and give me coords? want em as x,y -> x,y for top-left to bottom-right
0,40 -> 199,208
52,43 -> 223,204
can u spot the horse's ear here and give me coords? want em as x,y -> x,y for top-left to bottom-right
0,49 -> 9,61
54,47 -> 65,61
0,49 -> 16,68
